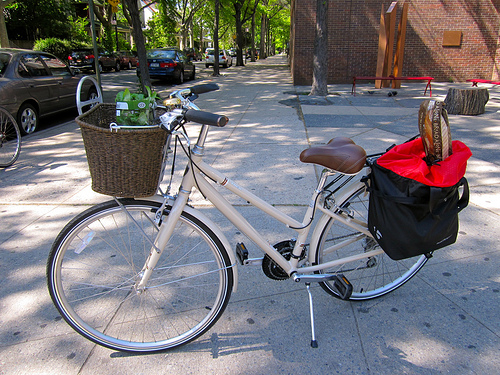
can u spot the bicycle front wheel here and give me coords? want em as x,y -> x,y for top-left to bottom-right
47,199 -> 234,352
313,187 -> 428,301
0,107 -> 21,168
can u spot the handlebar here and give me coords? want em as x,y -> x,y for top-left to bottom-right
190,83 -> 219,95
162,83 -> 228,128
185,109 -> 228,127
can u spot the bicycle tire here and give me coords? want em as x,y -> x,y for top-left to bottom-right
47,199 -> 234,352
0,107 -> 21,168
313,186 -> 428,301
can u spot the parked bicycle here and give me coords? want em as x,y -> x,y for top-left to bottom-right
0,107 -> 21,168
47,84 -> 434,352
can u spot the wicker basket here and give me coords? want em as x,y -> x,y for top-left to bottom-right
76,103 -> 169,197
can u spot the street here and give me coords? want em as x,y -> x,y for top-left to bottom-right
37,60 -> 223,131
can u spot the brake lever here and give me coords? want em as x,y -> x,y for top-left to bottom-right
159,109 -> 184,132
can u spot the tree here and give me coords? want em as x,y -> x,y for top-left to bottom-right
123,0 -> 151,94
310,0 -> 328,96
142,8 -> 177,48
4,0 -> 72,42
0,0 -> 16,47
157,0 -> 204,50
231,0 -> 259,66
213,0 -> 220,76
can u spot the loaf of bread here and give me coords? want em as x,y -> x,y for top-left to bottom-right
418,100 -> 452,164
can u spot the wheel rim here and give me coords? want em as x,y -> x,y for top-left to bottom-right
0,109 -> 21,167
315,187 -> 428,300
19,107 -> 37,134
48,201 -> 232,352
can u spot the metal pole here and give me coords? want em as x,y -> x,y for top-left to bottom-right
88,0 -> 102,90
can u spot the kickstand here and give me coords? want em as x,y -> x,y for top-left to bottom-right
306,283 -> 318,348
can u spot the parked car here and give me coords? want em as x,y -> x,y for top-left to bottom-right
0,48 -> 96,134
183,48 -> 200,61
68,49 -> 121,73
116,50 -> 138,69
138,47 -> 195,83
205,48 -> 233,68
246,48 -> 260,59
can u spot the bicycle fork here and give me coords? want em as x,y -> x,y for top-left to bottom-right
134,188 -> 191,293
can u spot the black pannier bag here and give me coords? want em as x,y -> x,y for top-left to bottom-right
366,138 -> 472,260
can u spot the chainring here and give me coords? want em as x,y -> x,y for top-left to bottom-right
262,240 -> 296,280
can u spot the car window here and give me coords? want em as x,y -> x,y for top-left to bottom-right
147,50 -> 176,59
0,53 -> 10,76
206,50 -> 225,56
20,54 -> 49,77
40,54 -> 71,77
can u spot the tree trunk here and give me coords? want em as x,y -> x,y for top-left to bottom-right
259,13 -> 267,60
234,1 -> 245,66
0,9 -> 9,48
444,88 -> 489,115
310,0 -> 328,96
213,0 -> 220,76
250,11 -> 256,62
123,0 -> 151,94
0,0 -> 16,48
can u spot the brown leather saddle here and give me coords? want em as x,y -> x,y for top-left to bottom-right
300,137 -> 367,174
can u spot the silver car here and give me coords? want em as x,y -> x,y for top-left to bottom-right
205,48 -> 233,68
0,48 -> 96,134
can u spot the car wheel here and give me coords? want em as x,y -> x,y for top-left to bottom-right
83,88 -> 99,113
177,70 -> 184,84
115,61 -> 121,72
17,103 -> 38,135
205,63 -> 209,68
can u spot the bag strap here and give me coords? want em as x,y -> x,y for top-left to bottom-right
429,177 -> 469,217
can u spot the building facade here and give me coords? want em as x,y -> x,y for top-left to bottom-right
290,0 -> 500,85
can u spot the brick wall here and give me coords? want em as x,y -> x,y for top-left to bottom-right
290,0 -> 500,85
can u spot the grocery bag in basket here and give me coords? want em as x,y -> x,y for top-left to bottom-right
366,138 -> 472,260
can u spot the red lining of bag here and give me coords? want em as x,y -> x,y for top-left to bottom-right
376,138 -> 472,187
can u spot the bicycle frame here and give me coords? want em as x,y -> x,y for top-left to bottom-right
135,121 -> 383,291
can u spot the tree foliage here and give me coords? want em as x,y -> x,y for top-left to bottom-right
3,0 -> 290,66
5,0 -> 72,41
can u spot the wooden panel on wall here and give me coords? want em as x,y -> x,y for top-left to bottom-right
443,30 -> 462,47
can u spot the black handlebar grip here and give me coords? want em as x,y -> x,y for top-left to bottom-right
185,109 -> 229,127
190,83 -> 219,95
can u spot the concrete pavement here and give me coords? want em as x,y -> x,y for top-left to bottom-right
0,55 -> 499,374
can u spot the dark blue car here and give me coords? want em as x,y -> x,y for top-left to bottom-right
140,48 -> 195,83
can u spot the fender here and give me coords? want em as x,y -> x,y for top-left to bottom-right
136,195 -> 239,293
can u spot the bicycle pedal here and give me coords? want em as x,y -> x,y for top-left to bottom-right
236,243 -> 249,265
332,274 -> 353,300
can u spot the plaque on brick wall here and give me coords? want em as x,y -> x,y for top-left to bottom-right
443,31 -> 462,47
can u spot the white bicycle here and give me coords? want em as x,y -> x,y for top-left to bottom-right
47,84 -> 429,352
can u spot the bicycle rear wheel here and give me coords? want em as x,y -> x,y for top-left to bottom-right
0,107 -> 21,168
313,187 -> 428,300
47,199 -> 234,352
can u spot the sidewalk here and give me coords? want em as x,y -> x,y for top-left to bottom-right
0,55 -> 499,374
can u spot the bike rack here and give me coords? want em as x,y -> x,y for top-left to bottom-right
76,75 -> 104,115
